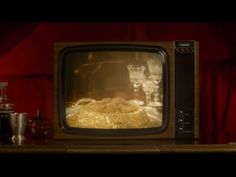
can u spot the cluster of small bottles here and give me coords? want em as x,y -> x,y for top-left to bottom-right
0,82 -> 53,143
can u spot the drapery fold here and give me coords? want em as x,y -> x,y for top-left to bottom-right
0,23 -> 38,58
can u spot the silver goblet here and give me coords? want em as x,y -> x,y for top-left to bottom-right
10,113 -> 28,145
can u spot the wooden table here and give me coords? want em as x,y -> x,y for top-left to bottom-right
0,139 -> 236,154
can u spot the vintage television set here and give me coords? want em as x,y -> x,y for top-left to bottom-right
54,41 -> 199,141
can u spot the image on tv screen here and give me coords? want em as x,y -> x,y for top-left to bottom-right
63,50 -> 164,129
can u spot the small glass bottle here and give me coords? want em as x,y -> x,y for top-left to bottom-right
27,110 -> 53,139
0,82 -> 14,140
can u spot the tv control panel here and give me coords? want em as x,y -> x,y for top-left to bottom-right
176,109 -> 194,138
174,41 -> 196,139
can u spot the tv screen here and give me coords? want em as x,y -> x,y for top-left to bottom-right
54,41 -> 198,140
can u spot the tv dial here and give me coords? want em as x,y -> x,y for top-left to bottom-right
177,127 -> 183,134
177,110 -> 185,119
177,110 -> 190,118
177,118 -> 183,124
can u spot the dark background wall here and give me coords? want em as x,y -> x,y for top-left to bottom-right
0,23 -> 235,143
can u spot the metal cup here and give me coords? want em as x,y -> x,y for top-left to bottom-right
10,113 -> 28,145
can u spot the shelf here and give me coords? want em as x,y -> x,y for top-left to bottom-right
0,139 -> 236,154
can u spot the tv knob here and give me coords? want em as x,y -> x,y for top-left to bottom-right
177,110 -> 185,119
175,48 -> 180,54
177,118 -> 183,124
177,127 -> 183,134
180,48 -> 185,54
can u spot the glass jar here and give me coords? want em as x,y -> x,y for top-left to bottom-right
0,82 -> 14,140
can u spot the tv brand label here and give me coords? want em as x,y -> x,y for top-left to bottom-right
176,41 -> 194,47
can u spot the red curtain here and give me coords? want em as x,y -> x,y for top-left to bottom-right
200,60 -> 236,143
0,23 -> 236,143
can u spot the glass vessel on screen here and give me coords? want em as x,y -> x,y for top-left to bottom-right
141,77 -> 156,107
126,64 -> 145,104
146,57 -> 162,107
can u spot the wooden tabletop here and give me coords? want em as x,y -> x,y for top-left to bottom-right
0,139 -> 236,154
